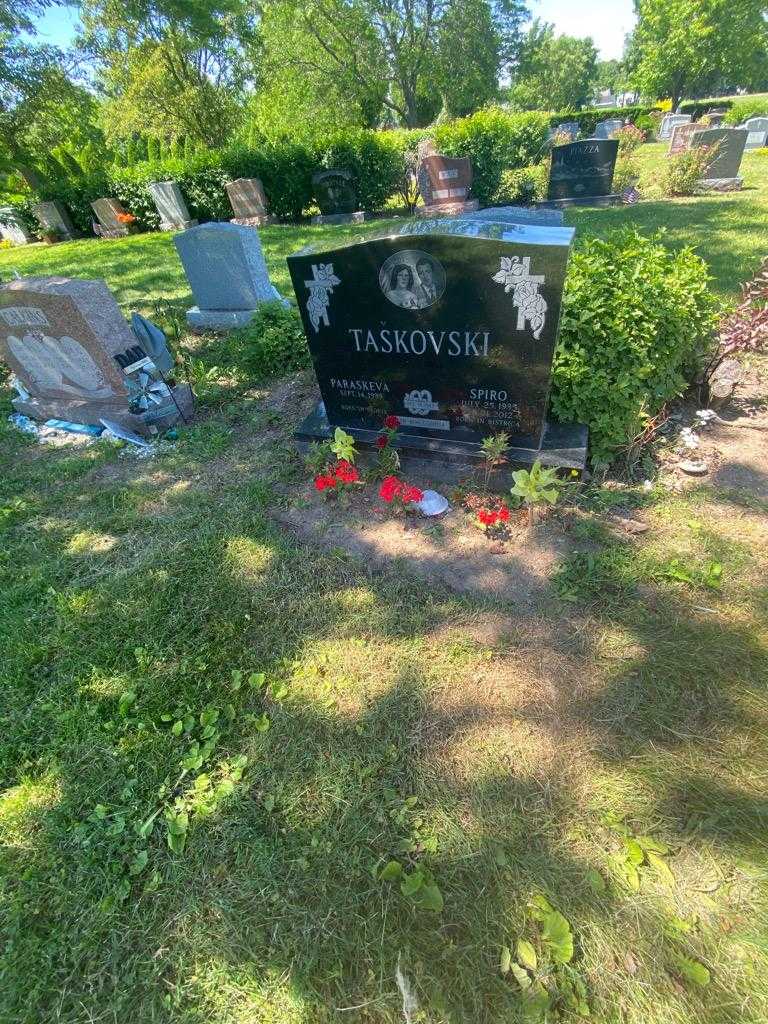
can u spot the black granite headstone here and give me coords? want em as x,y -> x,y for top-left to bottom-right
691,128 -> 748,183
313,169 -> 358,216
546,139 -> 619,205
287,217 -> 587,471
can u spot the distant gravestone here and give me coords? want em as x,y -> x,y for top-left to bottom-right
692,128 -> 748,189
311,169 -> 368,225
470,206 -> 565,227
32,201 -> 76,241
658,113 -> 691,141
148,181 -> 197,231
226,178 -> 276,226
594,118 -> 623,139
173,222 -> 286,329
741,117 -> 768,150
91,198 -> 131,238
287,215 -> 586,472
0,277 -> 193,434
543,139 -> 620,207
705,110 -> 726,127
417,153 -> 479,216
668,122 -> 705,155
550,122 -> 580,142
0,208 -> 33,245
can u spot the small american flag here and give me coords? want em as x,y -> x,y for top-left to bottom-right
622,186 -> 641,205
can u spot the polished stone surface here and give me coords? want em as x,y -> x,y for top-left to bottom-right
287,217 -> 583,461
32,200 -> 76,240
545,139 -> 619,204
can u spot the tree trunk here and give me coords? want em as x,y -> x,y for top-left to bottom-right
15,161 -> 45,192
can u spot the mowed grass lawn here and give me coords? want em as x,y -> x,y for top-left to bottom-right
1,144 -> 767,1024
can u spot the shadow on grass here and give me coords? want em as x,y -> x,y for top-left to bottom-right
2,435 -> 767,1023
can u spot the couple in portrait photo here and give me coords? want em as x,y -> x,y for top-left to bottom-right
381,251 -> 445,309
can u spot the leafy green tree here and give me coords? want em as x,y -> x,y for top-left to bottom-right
509,20 -> 598,111
0,38 -> 104,189
80,0 -> 256,146
257,0 -> 528,130
627,0 -> 768,109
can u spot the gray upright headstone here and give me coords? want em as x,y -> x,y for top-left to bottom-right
173,222 -> 287,329
32,201 -> 76,241
692,128 -> 748,189
594,119 -> 624,139
0,277 -> 193,434
658,113 -> 692,141
549,122 -> 580,142
0,208 -> 33,245
741,117 -> 768,150
148,181 -> 197,231
544,139 -> 620,206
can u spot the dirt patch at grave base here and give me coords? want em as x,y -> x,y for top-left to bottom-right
270,487 -> 582,608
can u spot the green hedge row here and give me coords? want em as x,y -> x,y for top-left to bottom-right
678,96 -> 736,119
547,104 -> 659,137
20,108 -> 606,235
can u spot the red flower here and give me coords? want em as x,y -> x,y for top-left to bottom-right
384,415 -> 400,429
379,476 -> 403,502
478,509 -> 498,526
334,460 -> 359,483
314,474 -> 337,491
497,505 -> 510,522
375,434 -> 388,449
401,485 -> 424,504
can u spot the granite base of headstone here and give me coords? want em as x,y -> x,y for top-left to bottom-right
32,200 -> 76,241
538,139 -> 620,208
173,222 -> 287,330
226,178 -> 277,227
0,277 -> 193,435
91,198 -> 132,238
740,117 -> 768,150
148,181 -> 197,231
416,153 -> 480,217
311,169 -> 369,225
693,128 -> 748,191
0,208 -> 33,245
286,216 -> 587,476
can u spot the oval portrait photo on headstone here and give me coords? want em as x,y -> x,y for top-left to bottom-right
379,250 -> 446,310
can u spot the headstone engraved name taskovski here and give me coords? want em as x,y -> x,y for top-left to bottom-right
541,139 -> 620,207
0,277 -> 194,435
287,217 -> 587,474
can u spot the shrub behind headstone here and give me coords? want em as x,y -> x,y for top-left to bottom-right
551,229 -> 718,465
